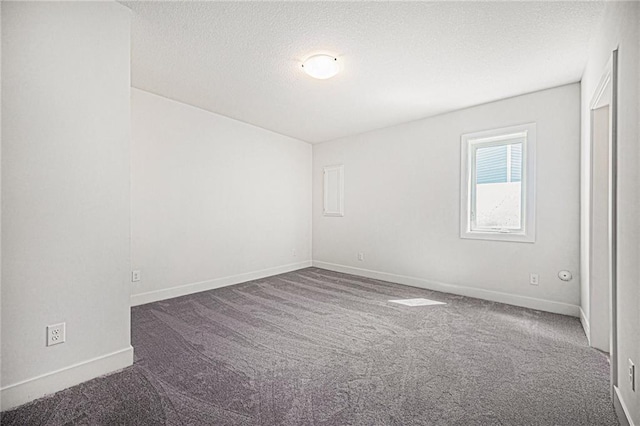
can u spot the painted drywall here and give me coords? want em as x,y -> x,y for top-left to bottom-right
1,2 -> 132,410
588,106 -> 611,353
130,89 -> 312,304
580,2 -> 639,423
0,0 -> 3,395
124,2 -> 603,143
313,84 -> 581,316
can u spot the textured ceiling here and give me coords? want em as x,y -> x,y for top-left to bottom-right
123,1 -> 605,144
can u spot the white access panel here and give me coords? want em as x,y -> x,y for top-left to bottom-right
323,165 -> 344,217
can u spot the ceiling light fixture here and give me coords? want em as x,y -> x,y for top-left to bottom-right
301,54 -> 339,80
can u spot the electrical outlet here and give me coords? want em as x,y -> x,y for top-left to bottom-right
530,273 -> 539,285
357,252 -> 364,261
132,270 -> 141,282
47,323 -> 66,347
629,359 -> 636,391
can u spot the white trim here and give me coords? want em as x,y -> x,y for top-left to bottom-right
460,123 -> 536,243
614,386 -> 635,426
589,56 -> 612,110
579,307 -> 591,345
1,346 -> 133,411
130,261 -> 312,306
313,261 -> 579,317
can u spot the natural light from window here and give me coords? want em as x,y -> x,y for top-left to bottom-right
474,141 -> 522,231
460,123 -> 536,243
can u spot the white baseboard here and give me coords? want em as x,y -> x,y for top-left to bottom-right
130,261 -> 313,306
313,261 -> 580,317
614,385 -> 635,426
579,307 -> 591,345
1,346 -> 133,412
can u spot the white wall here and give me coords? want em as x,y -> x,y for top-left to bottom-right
580,2 -> 639,423
1,2 -> 132,410
130,89 -> 311,305
313,84 -> 581,316
588,106 -> 611,353
0,0 -> 3,396
0,0 -> 3,395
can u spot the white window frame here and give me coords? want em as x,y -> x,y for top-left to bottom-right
460,123 -> 536,243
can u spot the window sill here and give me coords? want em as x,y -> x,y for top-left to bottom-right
460,230 -> 535,243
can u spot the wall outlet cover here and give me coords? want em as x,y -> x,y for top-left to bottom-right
47,323 -> 66,347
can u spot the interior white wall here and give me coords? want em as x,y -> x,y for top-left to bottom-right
0,0 -> 3,395
580,2 -> 639,423
130,89 -> 312,305
313,84 -> 581,316
588,106 -> 610,353
1,2 -> 132,410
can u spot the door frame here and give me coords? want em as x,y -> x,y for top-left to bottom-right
588,49 -> 618,392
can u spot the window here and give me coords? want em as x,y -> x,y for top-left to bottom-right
460,123 -> 536,242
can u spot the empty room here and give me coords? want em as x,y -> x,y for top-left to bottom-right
1,1 -> 639,425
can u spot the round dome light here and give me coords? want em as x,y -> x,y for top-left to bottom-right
301,54 -> 339,80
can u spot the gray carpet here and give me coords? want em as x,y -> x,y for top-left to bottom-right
2,268 -> 619,425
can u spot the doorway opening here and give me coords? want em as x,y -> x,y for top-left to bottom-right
587,50 -> 618,390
